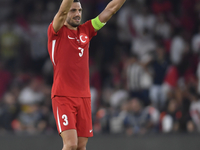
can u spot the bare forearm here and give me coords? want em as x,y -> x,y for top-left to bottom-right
99,0 -> 126,23
58,0 -> 74,15
53,0 -> 74,32
106,0 -> 126,14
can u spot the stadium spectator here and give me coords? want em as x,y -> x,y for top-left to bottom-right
189,88 -> 200,132
124,54 -> 152,105
192,25 -> 200,54
124,98 -> 152,135
18,77 -> 45,105
132,5 -> 156,36
160,99 -> 181,133
170,29 -> 186,65
109,100 -> 128,134
131,28 -> 156,62
154,13 -> 171,39
151,0 -> 172,14
116,0 -> 135,44
0,60 -> 12,99
0,18 -> 22,71
0,92 -> 20,132
149,46 -> 169,109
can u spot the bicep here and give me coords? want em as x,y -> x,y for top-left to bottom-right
53,12 -> 68,33
98,6 -> 115,23
52,0 -> 73,32
98,0 -> 125,23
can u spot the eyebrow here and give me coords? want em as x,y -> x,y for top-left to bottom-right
70,8 -> 82,11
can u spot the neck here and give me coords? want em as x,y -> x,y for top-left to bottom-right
64,22 -> 78,30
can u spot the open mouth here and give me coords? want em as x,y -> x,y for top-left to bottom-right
74,17 -> 80,22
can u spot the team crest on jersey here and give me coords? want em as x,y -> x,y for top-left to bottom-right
79,33 -> 89,45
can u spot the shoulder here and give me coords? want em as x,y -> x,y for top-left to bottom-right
78,21 -> 91,30
48,22 -> 67,37
78,20 -> 97,39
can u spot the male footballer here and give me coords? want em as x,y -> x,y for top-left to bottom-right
47,0 -> 126,149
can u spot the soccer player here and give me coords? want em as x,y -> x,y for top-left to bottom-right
47,0 -> 126,150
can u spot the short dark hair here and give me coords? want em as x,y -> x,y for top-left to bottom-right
74,0 -> 80,2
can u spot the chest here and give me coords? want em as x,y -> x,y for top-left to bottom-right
62,27 -> 90,47
57,28 -> 90,61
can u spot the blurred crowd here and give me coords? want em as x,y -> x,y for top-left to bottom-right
1,0 -> 200,136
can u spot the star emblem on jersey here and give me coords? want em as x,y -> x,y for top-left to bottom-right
79,33 -> 89,44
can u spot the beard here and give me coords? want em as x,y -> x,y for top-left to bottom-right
67,17 -> 81,27
69,22 -> 80,27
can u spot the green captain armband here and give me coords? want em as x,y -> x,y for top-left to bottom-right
91,16 -> 106,31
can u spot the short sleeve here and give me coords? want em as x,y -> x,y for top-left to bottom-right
47,22 -> 63,40
81,20 -> 97,40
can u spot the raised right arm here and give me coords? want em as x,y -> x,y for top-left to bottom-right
53,0 -> 74,33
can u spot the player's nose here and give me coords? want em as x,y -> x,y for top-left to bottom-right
75,10 -> 81,16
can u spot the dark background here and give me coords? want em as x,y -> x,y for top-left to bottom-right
1,0 -> 200,149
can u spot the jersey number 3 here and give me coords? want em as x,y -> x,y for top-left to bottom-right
62,114 -> 69,126
78,47 -> 84,57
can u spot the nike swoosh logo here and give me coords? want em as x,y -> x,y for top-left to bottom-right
89,130 -> 93,133
68,35 -> 75,39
